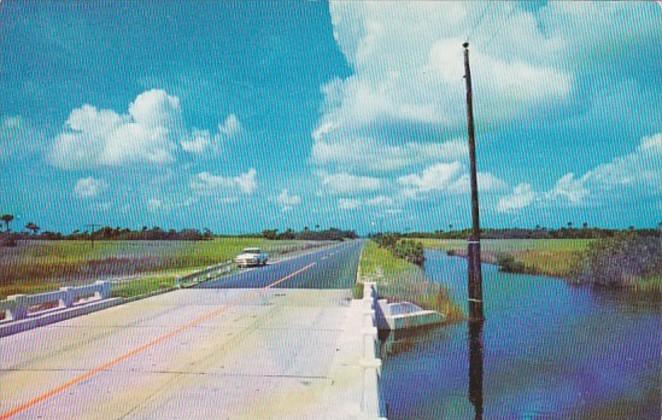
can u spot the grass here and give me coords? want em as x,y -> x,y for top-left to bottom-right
358,240 -> 463,321
0,238 -> 325,299
419,238 -> 593,278
420,237 -> 661,295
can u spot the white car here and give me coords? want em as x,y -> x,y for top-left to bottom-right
234,247 -> 269,268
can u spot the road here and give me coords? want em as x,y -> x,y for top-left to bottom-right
0,240 -> 367,419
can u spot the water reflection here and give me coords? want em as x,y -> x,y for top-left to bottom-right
379,251 -> 661,419
468,320 -> 484,420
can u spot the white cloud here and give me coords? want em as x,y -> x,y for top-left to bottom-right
179,113 -> 242,155
317,171 -> 383,195
311,137 -> 466,173
74,177 -> 107,199
147,198 -> 163,212
496,183 -> 536,213
312,2 -> 573,172
276,189 -> 301,212
338,198 -> 362,210
365,195 -> 394,207
50,90 -> 181,168
398,162 -> 464,193
218,113 -> 242,138
180,128 -> 212,154
191,168 -> 257,195
544,173 -> 589,205
396,162 -> 507,197
497,132 -> 662,212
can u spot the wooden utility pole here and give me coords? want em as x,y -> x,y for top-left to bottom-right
463,42 -> 484,321
85,223 -> 101,249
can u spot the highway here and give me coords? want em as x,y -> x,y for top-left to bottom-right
0,240 -> 367,419
198,239 -> 362,289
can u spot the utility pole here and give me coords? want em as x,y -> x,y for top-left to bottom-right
463,42 -> 484,321
85,223 -> 101,249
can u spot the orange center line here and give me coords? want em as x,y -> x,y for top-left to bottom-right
0,261 -> 318,419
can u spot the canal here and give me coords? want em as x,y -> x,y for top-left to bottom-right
380,250 -> 660,419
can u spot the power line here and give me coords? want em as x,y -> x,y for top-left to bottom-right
481,4 -> 519,50
466,2 -> 493,43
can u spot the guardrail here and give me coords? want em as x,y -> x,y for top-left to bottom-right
1,281 -> 111,322
175,261 -> 234,288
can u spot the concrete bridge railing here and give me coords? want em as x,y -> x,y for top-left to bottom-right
1,281 -> 111,322
360,281 -> 387,419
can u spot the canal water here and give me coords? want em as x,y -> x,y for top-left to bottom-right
379,250 -> 660,419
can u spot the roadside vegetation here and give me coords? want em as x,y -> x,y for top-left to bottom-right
572,233 -> 662,296
420,238 -> 591,278
358,240 -> 463,322
372,233 -> 425,266
421,235 -> 662,296
0,238 -> 326,299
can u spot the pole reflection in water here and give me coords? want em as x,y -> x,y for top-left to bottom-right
468,319 -> 484,420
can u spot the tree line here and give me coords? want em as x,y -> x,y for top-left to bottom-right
261,227 -> 358,241
398,225 -> 661,240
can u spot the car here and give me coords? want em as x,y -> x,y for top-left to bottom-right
234,247 -> 269,268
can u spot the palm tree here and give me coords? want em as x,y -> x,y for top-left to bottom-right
25,222 -> 40,235
582,222 -> 588,229
567,221 -> 573,229
1,214 -> 14,232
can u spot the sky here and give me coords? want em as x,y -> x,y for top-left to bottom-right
1,1 -> 661,234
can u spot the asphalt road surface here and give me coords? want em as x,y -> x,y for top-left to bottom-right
198,240 -> 363,290
0,240 -> 366,419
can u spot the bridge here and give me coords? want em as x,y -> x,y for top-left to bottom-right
0,241 -> 386,419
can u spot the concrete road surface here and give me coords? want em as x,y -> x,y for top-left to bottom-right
1,240 -> 368,419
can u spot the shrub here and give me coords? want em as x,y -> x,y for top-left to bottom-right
573,233 -> 662,289
496,253 -> 527,273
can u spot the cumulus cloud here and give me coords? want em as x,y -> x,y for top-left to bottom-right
191,168 -> 257,195
338,198 -> 362,210
218,113 -> 242,138
74,177 -> 107,199
50,90 -> 181,168
311,136 -> 466,173
317,171 -> 383,195
146,198 -> 163,212
276,189 -> 301,212
49,89 -> 243,166
180,113 -> 242,154
496,183 -> 536,213
311,2 -> 573,173
398,162 -> 507,197
497,132 -> 662,212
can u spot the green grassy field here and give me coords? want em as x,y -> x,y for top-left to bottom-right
419,238 -> 593,278
358,240 -> 463,321
0,238 -> 323,299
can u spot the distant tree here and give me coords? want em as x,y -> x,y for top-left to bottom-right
628,225 -> 635,231
535,225 -> 541,230
262,229 -> 278,240
1,214 -> 14,232
448,224 -> 453,231
582,222 -> 588,229
567,221 -> 573,229
25,222 -> 40,235
315,224 -> 320,231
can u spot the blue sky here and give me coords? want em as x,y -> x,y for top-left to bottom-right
1,1 -> 661,234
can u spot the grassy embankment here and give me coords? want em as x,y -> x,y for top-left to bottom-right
357,240 -> 463,322
419,238 -> 591,277
419,237 -> 661,295
0,238 -> 323,299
